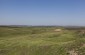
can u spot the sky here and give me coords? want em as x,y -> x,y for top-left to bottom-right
0,0 -> 85,26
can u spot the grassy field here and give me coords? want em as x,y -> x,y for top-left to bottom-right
0,26 -> 85,55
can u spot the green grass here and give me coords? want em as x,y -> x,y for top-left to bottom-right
0,26 -> 85,55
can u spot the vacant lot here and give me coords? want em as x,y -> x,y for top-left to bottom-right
0,26 -> 85,55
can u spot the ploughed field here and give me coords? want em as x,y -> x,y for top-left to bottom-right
0,26 -> 85,55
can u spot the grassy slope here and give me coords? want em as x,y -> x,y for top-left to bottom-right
0,27 -> 85,55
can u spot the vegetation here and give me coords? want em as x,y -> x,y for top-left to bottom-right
0,26 -> 85,55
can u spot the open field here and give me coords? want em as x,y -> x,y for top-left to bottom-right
0,26 -> 85,55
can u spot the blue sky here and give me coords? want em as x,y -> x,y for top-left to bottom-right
0,0 -> 85,26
